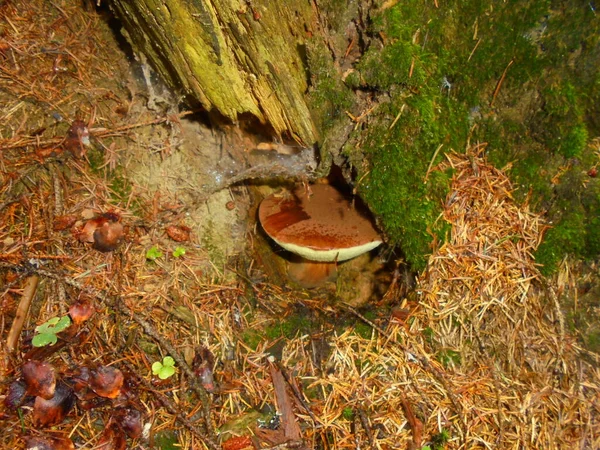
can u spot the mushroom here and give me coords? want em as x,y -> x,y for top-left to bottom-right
258,184 -> 383,287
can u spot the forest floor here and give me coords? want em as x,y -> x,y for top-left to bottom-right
0,1 -> 598,449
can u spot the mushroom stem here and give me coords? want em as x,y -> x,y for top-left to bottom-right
287,259 -> 337,288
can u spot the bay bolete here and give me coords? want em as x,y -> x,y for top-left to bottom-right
258,184 -> 383,287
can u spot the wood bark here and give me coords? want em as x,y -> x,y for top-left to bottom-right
109,0 -> 319,145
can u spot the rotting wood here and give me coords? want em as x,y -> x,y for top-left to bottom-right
108,0 -> 319,145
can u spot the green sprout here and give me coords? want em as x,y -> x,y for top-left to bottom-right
32,316 -> 71,347
152,356 -> 176,380
145,245 -> 163,261
172,246 -> 186,258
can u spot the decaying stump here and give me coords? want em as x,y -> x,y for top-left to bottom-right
109,0 -> 319,145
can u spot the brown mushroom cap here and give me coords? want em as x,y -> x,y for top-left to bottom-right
259,184 -> 382,262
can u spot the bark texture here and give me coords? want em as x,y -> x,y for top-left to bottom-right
110,0 -> 318,145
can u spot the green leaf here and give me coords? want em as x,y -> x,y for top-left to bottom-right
162,356 -> 175,367
152,357 -> 176,379
53,316 -> 72,333
152,361 -> 163,375
157,365 -> 176,380
33,316 -> 71,347
172,246 -> 186,258
32,333 -> 58,347
146,245 -> 163,261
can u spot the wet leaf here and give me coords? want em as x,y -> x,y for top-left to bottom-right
68,296 -> 95,326
93,221 -> 124,252
193,346 -> 215,392
113,407 -> 143,439
96,422 -> 126,450
22,360 -> 56,400
24,436 -> 75,450
63,119 -> 90,158
33,381 -> 75,427
89,365 -> 124,399
4,380 -> 28,409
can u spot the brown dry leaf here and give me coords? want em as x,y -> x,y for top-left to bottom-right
53,214 -> 78,231
269,362 -> 301,441
222,435 -> 253,450
166,225 -> 191,242
23,360 -> 56,400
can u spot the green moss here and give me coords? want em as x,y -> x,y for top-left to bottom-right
264,313 -> 312,340
306,0 -> 598,271
535,207 -> 585,276
240,329 -> 262,350
86,146 -> 105,173
586,331 -> 600,354
356,91 -> 463,269
306,41 -> 354,134
108,168 -> 131,201
341,407 -> 354,421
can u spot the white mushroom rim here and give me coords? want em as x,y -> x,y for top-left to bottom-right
270,237 -> 383,262
258,184 -> 384,263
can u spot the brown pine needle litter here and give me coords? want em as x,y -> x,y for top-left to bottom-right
1,0 -> 599,449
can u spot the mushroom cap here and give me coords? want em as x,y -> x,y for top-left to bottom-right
259,184 -> 382,262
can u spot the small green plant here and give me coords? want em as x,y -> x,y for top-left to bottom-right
145,245 -> 163,261
430,428 -> 450,449
172,246 -> 186,258
436,349 -> 461,368
152,356 -> 176,380
341,407 -> 354,420
32,316 -> 71,347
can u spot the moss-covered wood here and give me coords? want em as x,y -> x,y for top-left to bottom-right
109,0 -> 318,144
110,0 -> 600,273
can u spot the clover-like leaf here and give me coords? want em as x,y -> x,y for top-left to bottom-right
152,356 -> 176,380
32,316 -> 71,347
172,246 -> 186,258
145,245 -> 163,261
32,333 -> 58,347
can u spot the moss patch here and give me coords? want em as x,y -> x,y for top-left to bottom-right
312,0 -> 600,272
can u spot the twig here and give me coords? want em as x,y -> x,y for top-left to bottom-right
357,408 -> 374,448
424,144 -> 444,184
6,274 -> 39,352
490,59 -> 514,107
275,361 -> 318,423
400,394 -> 423,450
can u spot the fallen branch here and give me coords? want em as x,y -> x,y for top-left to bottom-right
6,274 -> 39,353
